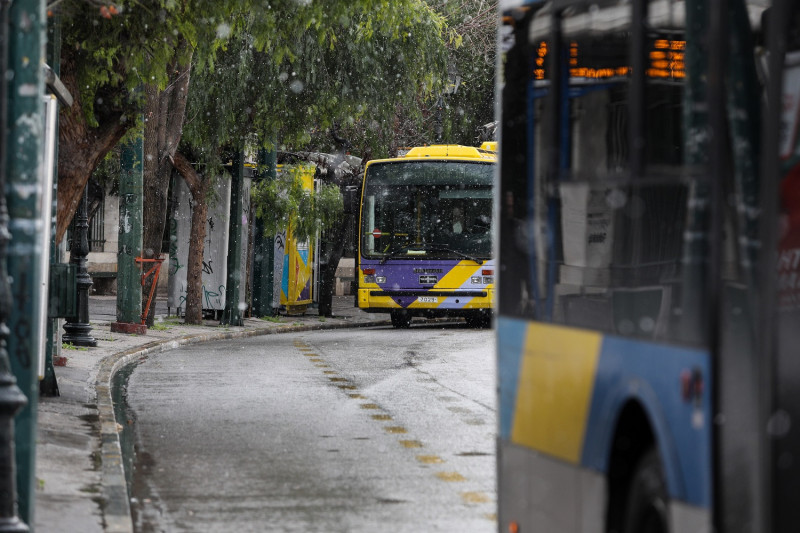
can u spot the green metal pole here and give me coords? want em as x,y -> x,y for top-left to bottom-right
251,148 -> 276,317
6,0 -> 46,524
221,151 -> 244,326
111,138 -> 145,335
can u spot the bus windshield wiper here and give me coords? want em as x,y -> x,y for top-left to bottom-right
418,243 -> 482,263
379,246 -> 409,265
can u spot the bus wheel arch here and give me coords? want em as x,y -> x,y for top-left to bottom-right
606,400 -> 664,533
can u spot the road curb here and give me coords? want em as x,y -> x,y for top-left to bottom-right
94,318 -> 388,532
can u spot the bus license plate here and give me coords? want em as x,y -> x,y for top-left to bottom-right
418,296 -> 437,303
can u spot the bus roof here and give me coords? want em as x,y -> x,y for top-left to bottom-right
394,144 -> 497,162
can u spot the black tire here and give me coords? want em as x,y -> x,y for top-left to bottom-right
390,310 -> 412,328
465,311 -> 491,328
622,448 -> 669,533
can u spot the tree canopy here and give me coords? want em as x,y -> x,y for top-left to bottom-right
181,1 -> 452,166
53,0 -> 458,241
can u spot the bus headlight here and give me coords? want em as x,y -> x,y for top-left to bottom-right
483,276 -> 494,284
376,276 -> 386,284
364,275 -> 375,283
471,276 -> 482,284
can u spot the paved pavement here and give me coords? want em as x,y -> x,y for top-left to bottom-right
34,295 -> 387,533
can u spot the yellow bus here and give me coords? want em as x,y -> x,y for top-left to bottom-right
357,144 -> 497,328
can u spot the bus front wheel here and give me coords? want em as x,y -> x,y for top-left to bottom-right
465,311 -> 491,328
623,448 -> 669,533
390,310 -> 412,328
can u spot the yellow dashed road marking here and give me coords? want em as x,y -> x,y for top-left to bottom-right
461,491 -> 490,503
416,455 -> 444,464
338,385 -> 357,390
400,440 -> 423,448
360,403 -> 379,410
484,513 -> 497,521
323,371 -> 337,375
348,393 -> 366,399
329,377 -> 348,382
371,414 -> 392,421
385,426 -> 408,434
436,471 -> 466,482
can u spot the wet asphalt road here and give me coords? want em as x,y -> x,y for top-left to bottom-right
125,323 -> 496,532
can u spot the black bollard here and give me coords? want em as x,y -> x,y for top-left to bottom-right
63,186 -> 97,347
0,0 -> 32,528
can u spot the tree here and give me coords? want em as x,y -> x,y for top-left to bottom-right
53,0 -> 229,244
169,150 -> 210,324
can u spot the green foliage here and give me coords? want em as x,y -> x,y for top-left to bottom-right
250,164 -> 343,244
62,342 -> 88,351
182,0 -> 450,159
57,0 -> 222,126
56,0 -> 476,249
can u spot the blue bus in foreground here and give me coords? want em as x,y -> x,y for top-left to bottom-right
497,1 -> 800,532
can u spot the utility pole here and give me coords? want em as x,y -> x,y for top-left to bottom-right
6,0 -> 46,525
221,151 -> 245,326
111,138 -> 145,335
220,150 -> 244,326
251,148 -> 276,317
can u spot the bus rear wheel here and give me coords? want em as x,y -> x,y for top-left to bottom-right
623,448 -> 669,533
390,310 -> 412,328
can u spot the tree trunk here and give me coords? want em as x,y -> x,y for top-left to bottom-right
184,184 -> 209,324
173,151 -> 208,324
56,52 -> 130,244
141,44 -> 193,325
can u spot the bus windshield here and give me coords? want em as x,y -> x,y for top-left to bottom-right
360,160 -> 493,260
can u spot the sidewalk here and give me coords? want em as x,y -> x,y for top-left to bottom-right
34,295 -> 387,533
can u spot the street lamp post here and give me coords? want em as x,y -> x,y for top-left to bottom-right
62,186 -> 97,347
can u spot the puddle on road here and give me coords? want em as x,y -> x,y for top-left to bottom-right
113,359 -> 163,532
113,361 -> 140,496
